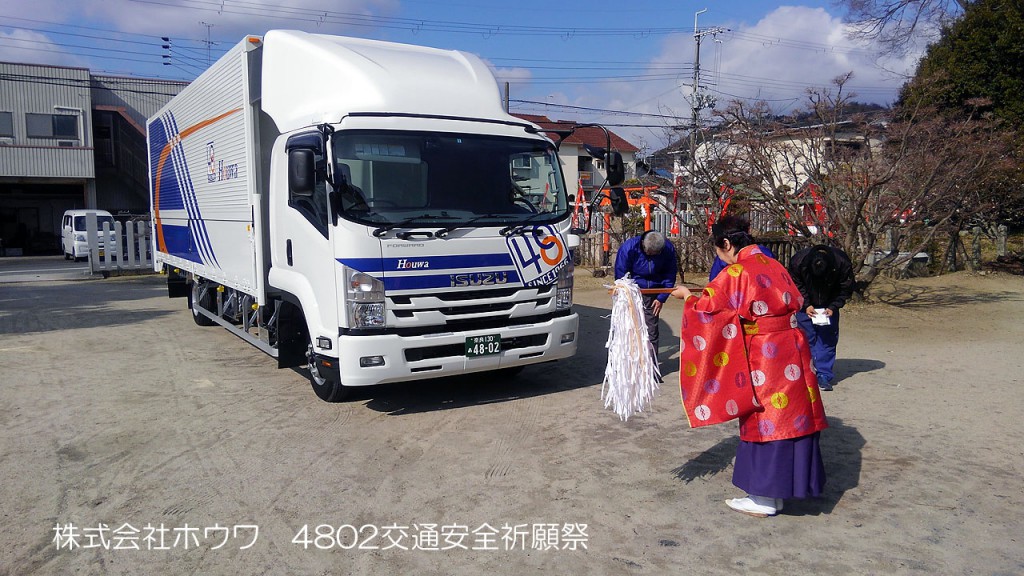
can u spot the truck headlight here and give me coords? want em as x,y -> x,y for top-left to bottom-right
350,302 -> 385,328
345,270 -> 385,328
75,233 -> 87,242
555,259 -> 574,310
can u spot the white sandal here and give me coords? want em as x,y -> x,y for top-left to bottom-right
725,495 -> 778,517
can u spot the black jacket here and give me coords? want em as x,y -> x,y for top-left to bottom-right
788,245 -> 856,312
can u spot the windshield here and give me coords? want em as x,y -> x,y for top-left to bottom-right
73,215 -> 115,231
331,130 -> 568,227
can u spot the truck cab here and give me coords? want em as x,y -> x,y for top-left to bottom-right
149,30 -> 593,402
275,124 -> 578,401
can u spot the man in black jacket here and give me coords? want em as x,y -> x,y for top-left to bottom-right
788,244 -> 856,391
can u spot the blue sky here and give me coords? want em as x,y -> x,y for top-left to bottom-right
0,0 -> 925,150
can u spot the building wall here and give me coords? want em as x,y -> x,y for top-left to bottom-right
558,143 -> 637,199
90,75 -> 186,130
0,62 -> 95,179
0,62 -> 186,254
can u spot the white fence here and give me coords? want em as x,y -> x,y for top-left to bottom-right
85,213 -> 153,275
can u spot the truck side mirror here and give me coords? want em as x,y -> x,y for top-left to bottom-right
606,152 -> 625,186
288,149 -> 315,196
609,187 -> 628,216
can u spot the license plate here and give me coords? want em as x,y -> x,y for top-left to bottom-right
466,334 -> 501,357
98,250 -> 104,257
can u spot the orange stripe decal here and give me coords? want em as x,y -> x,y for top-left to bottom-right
154,107 -> 242,254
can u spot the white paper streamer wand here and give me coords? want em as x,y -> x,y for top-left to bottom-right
601,276 -> 661,421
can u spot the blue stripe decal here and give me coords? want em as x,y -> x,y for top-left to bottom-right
337,254 -> 513,274
160,224 -> 203,264
169,114 -> 218,268
158,111 -> 220,269
383,271 -> 522,291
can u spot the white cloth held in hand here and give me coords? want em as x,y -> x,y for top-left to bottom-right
811,308 -> 831,325
602,276 -> 660,421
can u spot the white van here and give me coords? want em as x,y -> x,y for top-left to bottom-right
61,209 -> 114,261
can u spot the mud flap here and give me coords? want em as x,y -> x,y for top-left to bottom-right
277,301 -> 308,369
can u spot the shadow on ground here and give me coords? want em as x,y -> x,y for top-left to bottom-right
834,358 -> 885,384
871,282 -> 1022,309
0,276 -> 172,335
355,303 -> 612,415
671,417 -> 864,516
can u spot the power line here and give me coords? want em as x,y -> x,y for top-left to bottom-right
0,35 -> 160,58
511,99 -> 684,120
0,72 -> 186,96
126,0 -> 696,37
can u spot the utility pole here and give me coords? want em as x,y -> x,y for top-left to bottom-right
200,21 -> 215,65
688,9 -> 726,207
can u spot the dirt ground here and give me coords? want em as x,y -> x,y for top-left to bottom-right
0,265 -> 1022,575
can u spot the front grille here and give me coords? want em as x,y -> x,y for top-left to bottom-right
393,301 -> 518,319
386,284 -> 558,329
338,309 -> 573,337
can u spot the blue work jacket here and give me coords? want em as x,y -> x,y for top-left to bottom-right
613,233 -> 678,303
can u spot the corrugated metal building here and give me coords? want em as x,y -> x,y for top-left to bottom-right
0,61 -> 186,255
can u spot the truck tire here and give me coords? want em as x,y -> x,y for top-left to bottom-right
307,342 -> 350,402
189,282 -> 217,327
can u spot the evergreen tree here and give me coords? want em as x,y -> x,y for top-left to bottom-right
900,0 -> 1024,128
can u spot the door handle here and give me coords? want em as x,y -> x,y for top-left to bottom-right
286,239 -> 293,266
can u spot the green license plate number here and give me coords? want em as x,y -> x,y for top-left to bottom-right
466,334 -> 501,357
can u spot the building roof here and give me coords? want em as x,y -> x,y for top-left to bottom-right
513,113 -> 638,153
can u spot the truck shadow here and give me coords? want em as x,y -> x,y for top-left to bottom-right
361,302 -> 613,415
670,416 -> 865,515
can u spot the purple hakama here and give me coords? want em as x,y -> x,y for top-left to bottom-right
732,431 -> 826,499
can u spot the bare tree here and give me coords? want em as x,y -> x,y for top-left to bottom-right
661,73 -> 1013,293
838,0 -> 970,54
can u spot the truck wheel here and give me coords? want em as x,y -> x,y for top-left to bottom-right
307,342 -> 349,402
189,282 -> 217,327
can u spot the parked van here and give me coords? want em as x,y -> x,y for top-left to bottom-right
61,209 -> 114,261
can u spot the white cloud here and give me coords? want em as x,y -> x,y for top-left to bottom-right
575,6 -> 926,149
480,54 -> 532,86
0,28 -> 88,68
78,0 -> 400,42
0,0 -> 398,76
711,6 -> 920,109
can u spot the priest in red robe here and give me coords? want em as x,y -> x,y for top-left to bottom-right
670,216 -> 828,517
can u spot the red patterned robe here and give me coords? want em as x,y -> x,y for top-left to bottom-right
678,245 -> 828,442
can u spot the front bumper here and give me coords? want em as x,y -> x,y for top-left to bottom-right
73,241 -> 110,258
325,313 -> 579,387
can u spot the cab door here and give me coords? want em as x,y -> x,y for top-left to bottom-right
272,132 -> 339,354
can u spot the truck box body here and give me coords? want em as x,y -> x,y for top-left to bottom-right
149,38 -> 262,296
148,31 -> 580,399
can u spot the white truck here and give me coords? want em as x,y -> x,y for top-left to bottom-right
148,31 -> 620,401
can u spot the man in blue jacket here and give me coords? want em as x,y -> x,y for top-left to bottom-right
614,230 -> 678,365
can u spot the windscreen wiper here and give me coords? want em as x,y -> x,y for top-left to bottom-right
372,214 -> 458,238
435,213 -> 508,238
499,211 -> 555,237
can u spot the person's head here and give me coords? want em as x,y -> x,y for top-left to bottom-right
710,215 -> 754,265
641,230 -> 667,257
809,246 -> 835,278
